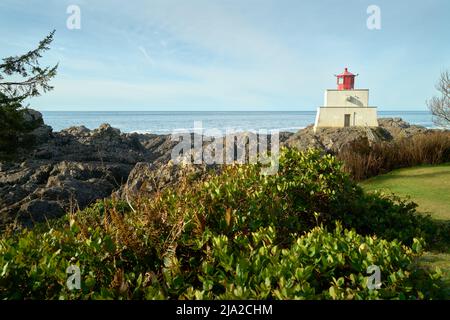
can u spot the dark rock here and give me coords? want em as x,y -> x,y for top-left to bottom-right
22,109 -> 44,124
21,109 -> 53,144
0,112 -> 180,228
17,200 -> 65,226
116,161 -> 219,201
30,125 -> 53,144
0,110 -> 438,230
116,131 -> 291,202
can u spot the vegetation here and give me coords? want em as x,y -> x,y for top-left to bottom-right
0,30 -> 57,158
0,32 -> 447,301
362,163 -> 450,294
0,148 -> 447,299
427,70 -> 450,128
420,252 -> 450,295
362,163 -> 450,221
338,131 -> 450,181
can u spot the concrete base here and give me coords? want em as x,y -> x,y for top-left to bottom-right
313,106 -> 378,133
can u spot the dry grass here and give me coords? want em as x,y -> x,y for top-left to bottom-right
338,131 -> 450,181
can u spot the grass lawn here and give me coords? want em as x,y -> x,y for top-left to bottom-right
361,163 -> 450,220
361,163 -> 450,294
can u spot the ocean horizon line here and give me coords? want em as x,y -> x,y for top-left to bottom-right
37,109 -> 430,113
40,110 -> 436,134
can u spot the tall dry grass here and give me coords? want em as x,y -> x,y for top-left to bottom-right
338,131 -> 450,181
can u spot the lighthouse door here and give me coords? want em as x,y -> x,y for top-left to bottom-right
344,114 -> 351,127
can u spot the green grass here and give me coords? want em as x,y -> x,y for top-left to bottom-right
361,163 -> 450,294
361,163 -> 450,221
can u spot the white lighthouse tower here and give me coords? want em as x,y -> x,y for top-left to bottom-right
313,68 -> 378,133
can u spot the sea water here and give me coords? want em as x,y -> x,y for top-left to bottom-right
41,111 -> 435,134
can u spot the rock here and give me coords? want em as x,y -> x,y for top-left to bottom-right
40,176 -> 113,208
96,123 -> 121,136
378,117 -> 410,128
378,117 -> 428,139
283,125 -> 325,151
22,109 -> 44,124
60,126 -> 90,136
284,118 -> 431,153
29,124 -> 53,144
0,160 -> 132,228
0,116 -> 181,228
116,131 -> 292,202
29,124 -> 171,164
117,161 -> 219,201
0,165 -> 33,185
284,125 -> 379,153
17,200 -> 64,226
8,109 -> 53,148
0,111 -> 438,230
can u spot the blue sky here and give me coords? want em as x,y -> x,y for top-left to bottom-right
0,0 -> 449,111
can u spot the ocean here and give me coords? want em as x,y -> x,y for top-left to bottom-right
41,111 -> 435,134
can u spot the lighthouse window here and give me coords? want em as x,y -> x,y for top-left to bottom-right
338,78 -> 343,84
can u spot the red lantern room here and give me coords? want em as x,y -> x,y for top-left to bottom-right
335,68 -> 357,90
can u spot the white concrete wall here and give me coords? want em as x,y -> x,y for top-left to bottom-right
324,89 -> 369,107
314,107 -> 378,131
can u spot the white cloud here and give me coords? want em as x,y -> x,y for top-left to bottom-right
5,0 -> 447,110
138,46 -> 155,66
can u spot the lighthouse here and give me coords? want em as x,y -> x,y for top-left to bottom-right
313,68 -> 378,132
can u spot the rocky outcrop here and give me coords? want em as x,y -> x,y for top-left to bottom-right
0,122 -> 179,228
116,161 -> 219,202
377,117 -> 429,139
29,123 -> 177,164
0,159 -> 132,227
23,109 -> 53,144
1,119 -> 295,228
284,118 -> 429,153
115,131 -> 292,202
0,113 -> 438,229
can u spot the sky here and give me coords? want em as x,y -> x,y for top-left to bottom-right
0,0 -> 449,111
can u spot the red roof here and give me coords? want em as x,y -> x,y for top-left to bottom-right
336,68 -> 355,77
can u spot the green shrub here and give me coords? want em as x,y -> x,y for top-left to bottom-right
176,224 -> 443,300
163,147 -> 441,247
1,221 -> 444,299
0,148 -> 446,299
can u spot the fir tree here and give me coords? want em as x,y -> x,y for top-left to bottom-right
0,30 -> 58,158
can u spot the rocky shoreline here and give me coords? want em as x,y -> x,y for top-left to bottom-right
0,110 -> 432,228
